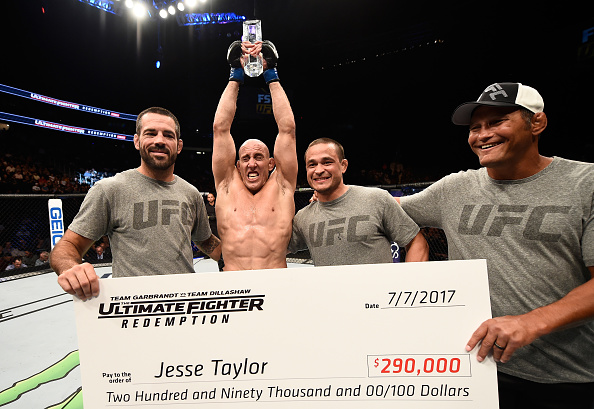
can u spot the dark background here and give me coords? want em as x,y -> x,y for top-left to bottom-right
1,0 -> 593,189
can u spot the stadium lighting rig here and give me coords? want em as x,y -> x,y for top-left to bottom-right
77,0 -> 246,25
77,0 -> 246,70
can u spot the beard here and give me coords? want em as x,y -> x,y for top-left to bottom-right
139,145 -> 177,171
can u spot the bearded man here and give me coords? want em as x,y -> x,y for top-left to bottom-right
51,107 -> 220,300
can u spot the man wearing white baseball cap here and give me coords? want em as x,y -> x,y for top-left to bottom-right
399,82 -> 594,407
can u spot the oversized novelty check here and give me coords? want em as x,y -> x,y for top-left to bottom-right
73,260 -> 498,408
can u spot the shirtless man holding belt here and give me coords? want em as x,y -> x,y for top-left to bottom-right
212,40 -> 297,271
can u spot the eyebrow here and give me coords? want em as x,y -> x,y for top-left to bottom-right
307,156 -> 334,164
142,128 -> 176,136
241,152 -> 265,159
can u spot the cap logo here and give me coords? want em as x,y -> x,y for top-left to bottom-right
485,84 -> 508,101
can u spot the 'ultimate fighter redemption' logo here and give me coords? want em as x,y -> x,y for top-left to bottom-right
97,290 -> 264,329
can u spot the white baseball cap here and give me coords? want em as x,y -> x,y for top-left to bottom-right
452,82 -> 544,125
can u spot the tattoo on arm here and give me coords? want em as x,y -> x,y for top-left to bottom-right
199,235 -> 221,255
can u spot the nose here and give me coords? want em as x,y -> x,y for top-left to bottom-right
153,132 -> 168,145
479,121 -> 499,139
312,163 -> 325,174
469,124 -> 493,143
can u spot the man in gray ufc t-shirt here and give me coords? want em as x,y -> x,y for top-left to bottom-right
289,137 -> 428,265
401,157 -> 594,384
290,185 -> 420,266
400,83 -> 594,407
52,107 -> 220,300
69,169 -> 212,277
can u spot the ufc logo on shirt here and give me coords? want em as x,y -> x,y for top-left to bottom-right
457,204 -> 571,242
133,200 -> 193,230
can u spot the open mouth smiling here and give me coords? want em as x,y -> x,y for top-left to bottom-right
314,176 -> 330,182
480,142 -> 502,150
150,149 -> 169,155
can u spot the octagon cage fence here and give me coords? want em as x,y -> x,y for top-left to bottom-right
0,182 -> 447,281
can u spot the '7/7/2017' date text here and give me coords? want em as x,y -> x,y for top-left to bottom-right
387,290 -> 458,308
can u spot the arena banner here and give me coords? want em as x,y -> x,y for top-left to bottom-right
73,260 -> 498,408
0,111 -> 134,141
0,83 -> 137,121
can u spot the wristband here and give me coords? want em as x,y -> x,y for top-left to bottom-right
229,67 -> 244,84
263,68 -> 279,84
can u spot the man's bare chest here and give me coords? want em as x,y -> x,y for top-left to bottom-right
218,186 -> 293,227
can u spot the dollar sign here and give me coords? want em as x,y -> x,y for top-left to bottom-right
374,358 -> 379,368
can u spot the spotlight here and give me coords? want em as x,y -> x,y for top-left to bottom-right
168,5 -> 176,15
124,0 -> 133,8
185,0 -> 197,6
133,2 -> 147,17
159,8 -> 167,18
177,2 -> 185,11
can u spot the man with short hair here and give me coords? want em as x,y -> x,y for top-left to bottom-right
4,256 -> 26,271
398,83 -> 594,408
35,251 -> 50,266
205,193 -> 218,239
289,137 -> 428,265
212,41 -> 297,271
51,107 -> 221,300
94,245 -> 105,260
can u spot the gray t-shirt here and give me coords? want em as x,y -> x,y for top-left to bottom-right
400,157 -> 594,383
289,185 -> 420,266
69,169 -> 211,277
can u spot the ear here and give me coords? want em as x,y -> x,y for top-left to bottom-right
133,134 -> 140,151
268,158 -> 276,172
531,112 -> 547,137
341,159 -> 348,174
177,138 -> 183,154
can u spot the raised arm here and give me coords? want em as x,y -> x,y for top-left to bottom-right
255,41 -> 297,189
212,80 -> 240,189
50,229 -> 99,300
270,81 -> 297,188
